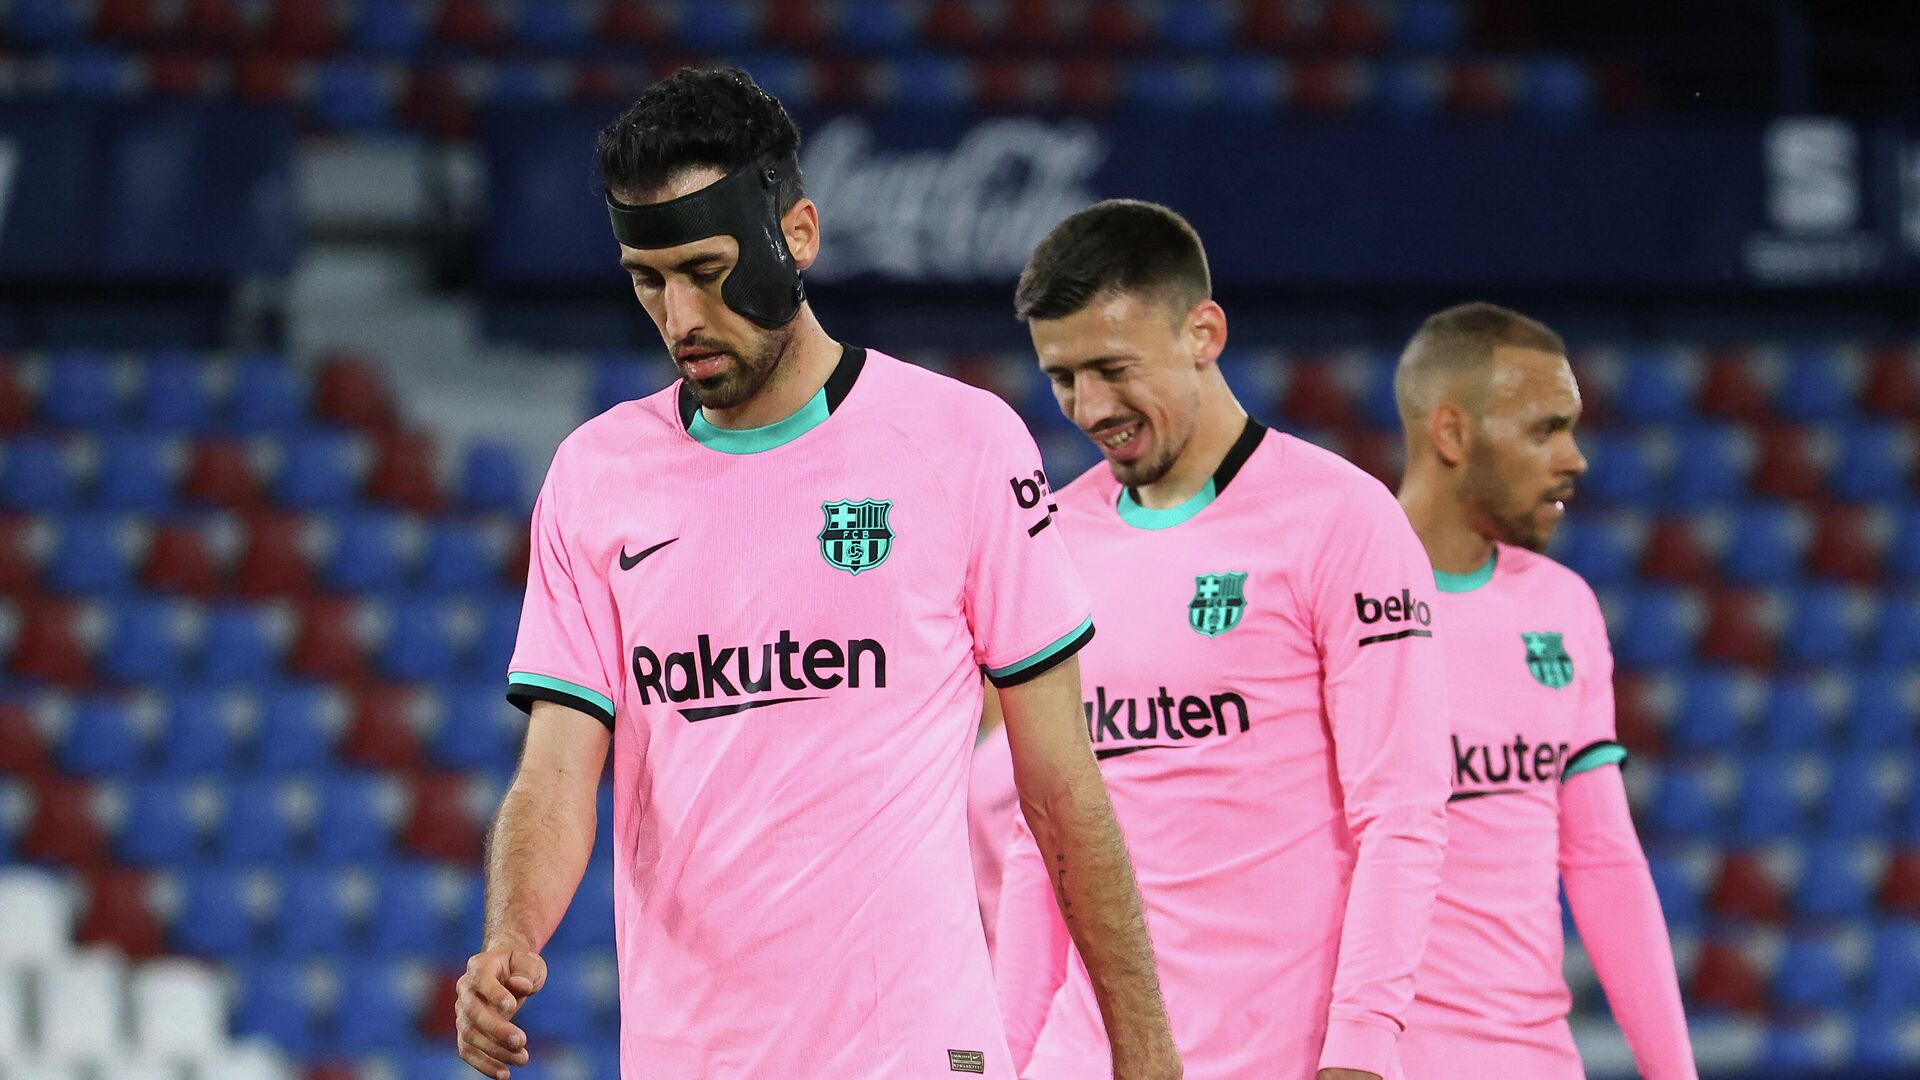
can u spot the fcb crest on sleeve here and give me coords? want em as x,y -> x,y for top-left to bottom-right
818,499 -> 894,575
1188,572 -> 1249,638
1523,631 -> 1574,688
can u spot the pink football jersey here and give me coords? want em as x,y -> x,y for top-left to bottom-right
1402,543 -> 1692,1080
997,422 -> 1452,1080
969,721 -> 1018,961
507,347 -> 1094,1079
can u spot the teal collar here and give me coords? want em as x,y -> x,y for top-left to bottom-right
1434,548 -> 1498,593
681,344 -> 865,455
1114,418 -> 1266,531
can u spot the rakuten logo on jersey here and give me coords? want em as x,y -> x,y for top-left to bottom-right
1083,685 -> 1251,760
1448,734 -> 1570,802
1353,589 -> 1434,647
631,631 -> 888,722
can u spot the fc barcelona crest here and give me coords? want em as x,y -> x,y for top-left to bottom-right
1523,631 -> 1573,689
1189,572 -> 1248,638
819,499 -> 894,575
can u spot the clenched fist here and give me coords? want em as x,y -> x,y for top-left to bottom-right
455,945 -> 548,1080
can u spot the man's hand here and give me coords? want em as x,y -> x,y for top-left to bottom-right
1318,1070 -> 1382,1080
456,945 -> 548,1079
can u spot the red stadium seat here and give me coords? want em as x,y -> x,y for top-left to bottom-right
141,523 -> 223,596
149,52 -> 217,98
397,65 -> 472,138
0,355 -> 34,433
417,969 -> 462,1040
812,58 -> 872,109
0,515 -> 40,597
92,0 -> 162,42
0,701 -> 53,778
313,353 -> 397,432
1085,0 -> 1148,49
234,511 -> 315,598
10,600 -> 93,686
1240,2 -> 1298,50
366,431 -> 443,513
1294,59 -> 1363,113
287,597 -> 368,682
762,2 -> 829,47
1878,849 -> 1920,917
435,0 -> 503,52
1806,506 -> 1884,584
1695,590 -> 1779,667
1444,63 -> 1515,114
403,773 -> 483,862
922,0 -> 990,47
1861,344 -> 1920,420
597,0 -> 666,45
1690,940 -> 1769,1013
264,0 -> 340,56
74,868 -> 166,959
19,778 -> 110,867
1611,673 -> 1665,756
182,439 -> 265,508
1057,59 -> 1120,110
1002,0 -> 1067,47
972,60 -> 1027,111
1280,361 -> 1356,429
183,0 -> 252,47
1697,350 -> 1775,423
1706,851 -> 1787,923
501,528 -> 529,587
1324,0 -> 1389,52
234,54 -> 297,105
341,684 -> 426,770
1345,431 -> 1402,489
1751,427 -> 1828,502
1639,519 -> 1717,585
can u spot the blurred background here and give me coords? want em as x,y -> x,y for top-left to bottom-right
2,1 -> 1920,1078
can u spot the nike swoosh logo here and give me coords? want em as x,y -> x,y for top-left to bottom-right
620,538 -> 678,571
1448,788 -> 1523,803
680,696 -> 820,722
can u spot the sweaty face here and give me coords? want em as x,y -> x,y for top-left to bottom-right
1030,292 -> 1204,488
1460,347 -> 1588,551
617,169 -> 795,411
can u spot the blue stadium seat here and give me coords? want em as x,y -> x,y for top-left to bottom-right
275,868 -> 357,955
1550,517 -> 1637,587
1396,0 -> 1465,51
323,512 -> 407,594
59,696 -> 144,776
369,863 -> 447,955
54,47 -> 138,100
1646,852 -> 1703,930
353,0 -> 427,55
334,958 -> 422,1050
1125,62 -> 1212,112
420,522 -> 500,592
1157,0 -> 1235,49
1522,57 -> 1593,120
175,867 -> 264,956
1771,934 -> 1855,1012
838,0 -> 915,50
675,0 -> 756,49
4,0 -> 86,45
1874,597 -> 1920,665
513,0 -> 589,49
220,779 -> 297,863
429,683 -> 521,769
235,959 -> 321,1056
1574,432 -> 1660,507
1793,840 -> 1877,920
485,62 -> 562,107
94,431 -> 179,511
1,435 -> 77,510
40,349 -> 118,429
1820,755 -> 1894,839
1731,755 -> 1811,843
1356,355 -> 1401,431
516,952 -> 603,1044
1775,344 -> 1857,422
380,599 -> 456,681
1614,349 -> 1697,424
1855,1007 -> 1920,1073
312,62 -> 396,131
884,55 -> 973,111
156,692 -> 241,775
1667,425 -> 1752,509
1644,766 -> 1722,838
1375,61 -> 1441,117
1720,504 -> 1805,584
1889,505 -> 1920,584
136,349 -> 214,432
547,855 -> 615,951
312,773 -> 398,862
1669,670 -> 1754,753
1846,670 -> 1914,750
98,597 -> 189,684
458,440 -> 526,512
274,432 -> 362,510
229,355 -> 305,433
255,685 -> 342,772
1832,424 -> 1910,502
1760,678 -> 1836,752
1763,1018 -> 1848,1073
1612,588 -> 1698,670
119,779 -> 204,866
44,513 -> 136,595
200,605 -> 284,686
1866,922 -> 1920,1010
475,596 -> 523,677
588,353 -> 658,416
1780,587 -> 1861,666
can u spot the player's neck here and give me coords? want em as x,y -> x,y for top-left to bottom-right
700,310 -> 843,430
1398,467 -> 1496,575
1132,386 -> 1247,510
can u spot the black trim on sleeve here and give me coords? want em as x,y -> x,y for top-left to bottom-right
1564,738 -> 1628,776
985,621 -> 1097,689
507,685 -> 615,731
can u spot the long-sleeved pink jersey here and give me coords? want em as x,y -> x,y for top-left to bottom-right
1401,543 -> 1696,1080
996,421 -> 1452,1080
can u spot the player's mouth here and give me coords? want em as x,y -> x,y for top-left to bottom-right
676,350 -> 730,381
1089,418 -> 1148,461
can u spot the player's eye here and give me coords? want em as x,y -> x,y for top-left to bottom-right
694,269 -> 725,285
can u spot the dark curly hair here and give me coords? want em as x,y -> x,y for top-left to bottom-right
596,65 -> 805,212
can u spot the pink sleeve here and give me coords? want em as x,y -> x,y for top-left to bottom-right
505,464 -> 622,729
968,723 -> 1018,958
963,402 -> 1094,687
1560,768 -> 1698,1080
993,812 -> 1071,1073
1309,484 -> 1453,1076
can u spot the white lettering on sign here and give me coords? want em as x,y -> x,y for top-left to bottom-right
1765,117 -> 1859,233
801,117 -> 1106,282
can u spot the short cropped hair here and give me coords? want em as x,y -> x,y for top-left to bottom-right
596,65 -> 805,213
1394,302 -> 1567,424
1014,200 -> 1211,322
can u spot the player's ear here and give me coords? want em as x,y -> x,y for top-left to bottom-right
1431,400 -> 1471,467
1187,299 -> 1227,370
782,198 -> 821,272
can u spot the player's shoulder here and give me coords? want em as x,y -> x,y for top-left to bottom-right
1497,543 -> 1606,619
1259,430 -> 1406,526
544,382 -> 682,487
860,350 -> 1031,437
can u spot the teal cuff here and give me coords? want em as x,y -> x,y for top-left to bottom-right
986,615 -> 1096,688
508,672 -> 615,730
1563,740 -> 1627,780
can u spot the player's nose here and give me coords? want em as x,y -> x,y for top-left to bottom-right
660,279 -> 707,342
1071,373 -> 1119,432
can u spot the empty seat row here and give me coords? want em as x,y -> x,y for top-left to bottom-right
1618,667 -> 1917,754
2,352 -> 398,436
1639,758 -> 1920,845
